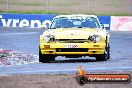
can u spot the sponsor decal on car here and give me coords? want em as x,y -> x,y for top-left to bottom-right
65,44 -> 78,48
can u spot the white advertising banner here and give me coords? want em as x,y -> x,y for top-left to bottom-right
110,16 -> 132,31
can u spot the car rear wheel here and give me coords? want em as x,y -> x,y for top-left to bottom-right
39,46 -> 55,63
96,43 -> 110,61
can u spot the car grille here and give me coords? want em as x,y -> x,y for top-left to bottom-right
56,39 -> 89,43
56,48 -> 88,52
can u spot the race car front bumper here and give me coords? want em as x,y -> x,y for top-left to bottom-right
40,42 -> 106,55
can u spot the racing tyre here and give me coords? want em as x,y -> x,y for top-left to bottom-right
39,46 -> 55,63
96,43 -> 110,61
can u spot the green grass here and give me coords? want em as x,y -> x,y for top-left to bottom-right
0,10 -> 64,14
0,2 -> 45,6
49,2 -> 80,6
104,3 -> 128,7
0,10 -> 131,16
0,2 -> 80,6
0,1 -> 4,3
88,12 -> 132,16
0,0 -> 131,16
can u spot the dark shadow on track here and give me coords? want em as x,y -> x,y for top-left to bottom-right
47,59 -> 98,63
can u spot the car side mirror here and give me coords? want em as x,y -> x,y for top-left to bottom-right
100,24 -> 104,29
100,24 -> 109,29
103,24 -> 109,28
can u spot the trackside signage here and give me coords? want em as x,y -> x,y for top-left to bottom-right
0,14 -> 57,28
0,14 -> 110,30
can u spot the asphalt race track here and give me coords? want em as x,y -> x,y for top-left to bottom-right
0,27 -> 132,74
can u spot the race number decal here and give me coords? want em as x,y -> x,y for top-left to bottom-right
65,44 -> 78,48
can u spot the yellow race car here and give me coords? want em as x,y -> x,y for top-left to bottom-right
39,14 -> 110,63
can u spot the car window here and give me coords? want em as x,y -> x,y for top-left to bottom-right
50,17 -> 101,29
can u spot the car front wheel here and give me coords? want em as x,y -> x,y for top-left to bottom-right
96,43 -> 110,61
39,47 -> 55,63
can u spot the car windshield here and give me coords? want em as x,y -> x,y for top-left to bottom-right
50,16 -> 101,29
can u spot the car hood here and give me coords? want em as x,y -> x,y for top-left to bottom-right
42,28 -> 107,39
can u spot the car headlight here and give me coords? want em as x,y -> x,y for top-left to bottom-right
43,35 -> 55,42
88,35 -> 101,43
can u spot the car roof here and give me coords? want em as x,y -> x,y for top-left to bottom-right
54,14 -> 98,19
